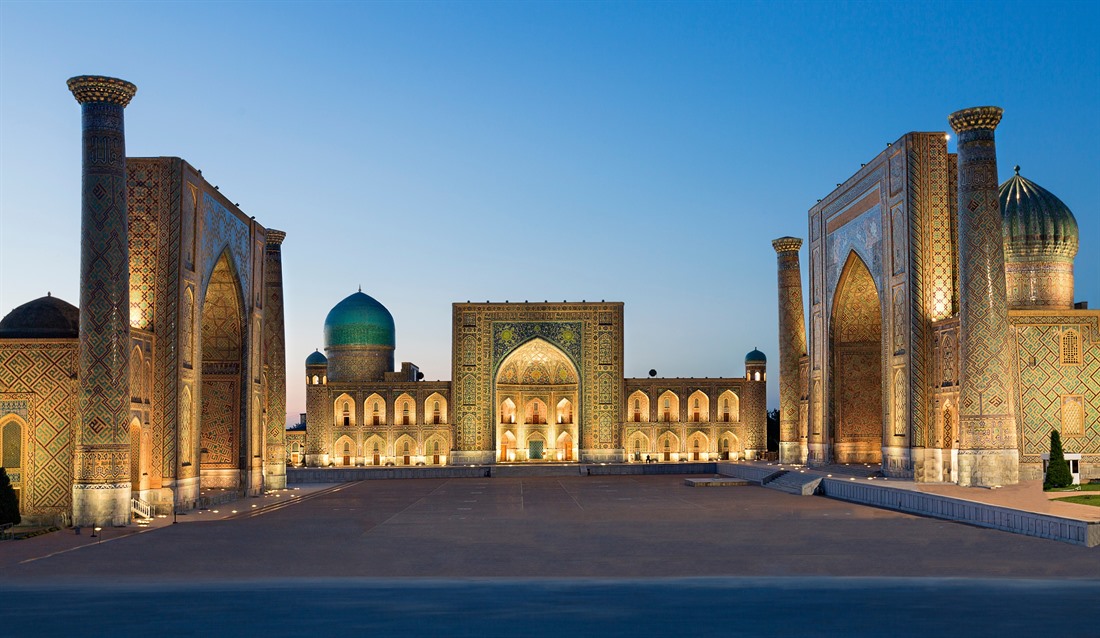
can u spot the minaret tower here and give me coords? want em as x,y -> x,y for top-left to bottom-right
773,237 -> 808,464
948,106 -> 1019,487
263,229 -> 288,489
68,75 -> 138,526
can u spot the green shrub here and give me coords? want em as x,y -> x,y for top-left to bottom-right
1044,430 -> 1073,490
0,467 -> 20,526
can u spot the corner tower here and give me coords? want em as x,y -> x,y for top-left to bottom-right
68,75 -> 138,527
744,349 -> 768,460
263,229 -> 288,489
948,106 -> 1019,487
773,237 -> 807,464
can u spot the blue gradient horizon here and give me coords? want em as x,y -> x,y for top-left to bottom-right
1,1 -> 1096,423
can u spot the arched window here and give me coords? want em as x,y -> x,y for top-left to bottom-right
1062,329 -> 1081,365
663,398 -> 671,422
372,402 -> 381,425
403,441 -> 410,454
312,375 -> 319,385
402,403 -> 410,426
433,400 -> 441,425
343,441 -> 351,454
722,398 -> 730,422
342,402 -> 350,427
2,420 -> 21,468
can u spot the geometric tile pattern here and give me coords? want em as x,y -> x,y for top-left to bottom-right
200,379 -> 240,468
950,108 -> 1017,451
1011,314 -> 1100,462
137,157 -> 182,486
773,237 -> 807,460
75,100 -> 132,457
263,232 -> 287,466
451,303 -> 622,457
0,341 -> 79,517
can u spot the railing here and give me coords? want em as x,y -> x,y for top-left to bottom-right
0,522 -> 13,540
131,497 -> 153,520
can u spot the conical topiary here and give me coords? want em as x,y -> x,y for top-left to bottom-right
0,467 -> 20,526
1044,429 -> 1073,490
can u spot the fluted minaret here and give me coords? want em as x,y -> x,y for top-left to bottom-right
773,237 -> 808,464
263,229 -> 288,489
948,106 -> 1019,487
68,75 -> 138,526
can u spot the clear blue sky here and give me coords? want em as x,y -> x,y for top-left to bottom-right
2,1 -> 1097,423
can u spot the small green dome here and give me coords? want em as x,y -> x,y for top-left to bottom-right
745,348 -> 766,363
999,167 -> 1078,260
305,350 -> 328,366
323,291 -> 395,348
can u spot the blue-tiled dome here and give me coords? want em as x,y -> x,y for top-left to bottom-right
305,350 -> 328,366
999,167 -> 1078,260
323,291 -> 395,348
745,348 -> 766,363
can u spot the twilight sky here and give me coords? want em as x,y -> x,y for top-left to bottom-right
1,1 -> 1097,423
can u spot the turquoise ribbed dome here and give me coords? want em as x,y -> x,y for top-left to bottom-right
745,348 -> 766,363
323,291 -> 395,348
305,350 -> 328,366
999,167 -> 1079,259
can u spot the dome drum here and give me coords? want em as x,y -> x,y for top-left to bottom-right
999,168 -> 1079,310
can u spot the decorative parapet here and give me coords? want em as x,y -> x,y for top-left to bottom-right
771,236 -> 803,254
66,76 -> 137,107
948,106 -> 1003,134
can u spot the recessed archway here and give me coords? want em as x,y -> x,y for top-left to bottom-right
830,251 -> 883,464
199,252 -> 247,489
495,338 -> 578,462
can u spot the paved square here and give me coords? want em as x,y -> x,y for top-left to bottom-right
7,475 -> 1100,580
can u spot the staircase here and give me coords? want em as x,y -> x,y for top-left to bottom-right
762,470 -> 823,496
131,497 -> 154,522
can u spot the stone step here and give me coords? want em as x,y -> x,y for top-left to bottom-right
491,464 -> 587,478
683,478 -> 752,487
763,471 -> 823,496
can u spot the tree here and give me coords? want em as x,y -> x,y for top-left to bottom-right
0,467 -> 20,526
1044,429 -> 1073,490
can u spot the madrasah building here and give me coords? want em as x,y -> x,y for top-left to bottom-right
293,297 -> 768,468
773,106 -> 1098,487
0,76 -> 288,527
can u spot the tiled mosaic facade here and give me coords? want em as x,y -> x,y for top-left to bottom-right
949,107 -> 1018,486
795,107 -> 1094,485
302,301 -> 767,466
69,77 -> 137,526
773,237 -> 807,463
0,78 -> 287,524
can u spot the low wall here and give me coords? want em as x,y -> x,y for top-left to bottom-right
288,463 -> 718,483
716,462 -> 785,483
587,463 -> 716,476
820,478 -> 1100,547
288,466 -> 490,483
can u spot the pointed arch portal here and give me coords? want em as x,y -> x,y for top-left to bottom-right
830,252 -> 884,464
495,338 -> 579,462
199,252 -> 248,488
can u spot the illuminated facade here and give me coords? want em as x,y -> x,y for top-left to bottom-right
0,76 -> 287,526
301,299 -> 767,466
777,106 -> 1096,486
